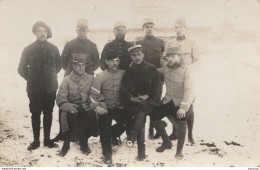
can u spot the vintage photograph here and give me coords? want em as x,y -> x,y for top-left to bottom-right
0,0 -> 259,167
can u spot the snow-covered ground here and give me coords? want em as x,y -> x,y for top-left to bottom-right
0,41 -> 259,167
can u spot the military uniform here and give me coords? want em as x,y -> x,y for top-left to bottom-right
136,36 -> 165,68
90,69 -> 128,161
61,38 -> 99,76
165,18 -> 200,143
100,39 -> 132,71
121,54 -> 161,159
56,69 -> 98,156
166,37 -> 200,72
18,21 -> 61,150
151,63 -> 194,157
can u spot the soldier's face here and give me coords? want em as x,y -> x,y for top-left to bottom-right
73,62 -> 86,75
76,27 -> 88,39
144,23 -> 154,36
35,26 -> 48,41
166,54 -> 180,66
131,50 -> 144,64
114,27 -> 126,40
174,24 -> 186,36
105,57 -> 120,71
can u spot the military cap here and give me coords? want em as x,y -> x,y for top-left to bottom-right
165,47 -> 181,55
142,18 -> 154,27
106,49 -> 119,60
174,18 -> 187,27
76,19 -> 88,28
32,21 -> 52,39
113,21 -> 126,29
72,54 -> 88,63
128,44 -> 143,54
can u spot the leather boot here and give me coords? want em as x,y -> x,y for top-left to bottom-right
187,110 -> 195,144
59,131 -> 70,157
28,113 -> 41,150
80,137 -> 91,155
152,121 -> 172,153
43,112 -> 58,148
175,121 -> 186,159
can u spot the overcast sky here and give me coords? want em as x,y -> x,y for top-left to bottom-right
0,0 -> 259,42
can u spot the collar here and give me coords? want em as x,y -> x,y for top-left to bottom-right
144,35 -> 155,40
70,71 -> 89,82
36,40 -> 48,45
77,37 -> 88,43
177,35 -> 185,41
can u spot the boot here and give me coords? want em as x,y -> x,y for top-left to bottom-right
104,155 -> 113,165
43,112 -> 58,148
137,145 -> 146,161
187,110 -> 195,145
153,121 -> 172,153
175,121 -> 187,159
80,137 -> 91,155
27,140 -> 40,151
148,124 -> 155,140
59,131 -> 70,157
169,125 -> 178,140
28,113 -> 41,150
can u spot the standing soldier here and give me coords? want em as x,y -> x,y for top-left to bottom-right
121,45 -> 162,161
100,21 -> 133,71
151,47 -> 194,159
165,18 -> 200,144
90,49 -> 128,164
56,54 -> 99,157
136,18 -> 166,140
52,18 -> 99,142
18,21 -> 61,150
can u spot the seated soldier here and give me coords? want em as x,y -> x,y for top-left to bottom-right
121,44 -> 162,161
56,54 -> 99,157
150,47 -> 194,159
90,49 -> 129,164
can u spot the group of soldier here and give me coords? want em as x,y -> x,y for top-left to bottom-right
18,17 -> 200,165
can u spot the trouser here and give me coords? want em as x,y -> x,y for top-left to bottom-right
126,101 -> 157,155
99,108 -> 129,158
60,107 -> 99,145
150,100 -> 193,152
27,92 -> 56,142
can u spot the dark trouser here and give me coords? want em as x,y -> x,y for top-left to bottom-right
151,100 -> 193,153
61,107 -> 98,145
27,92 -> 56,142
126,101 -> 157,155
99,108 -> 129,158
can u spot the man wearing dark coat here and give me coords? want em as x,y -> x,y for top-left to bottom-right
121,44 -> 162,161
99,21 -> 132,71
18,21 -> 61,150
136,18 -> 166,140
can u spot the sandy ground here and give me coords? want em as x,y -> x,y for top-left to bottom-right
0,42 -> 260,167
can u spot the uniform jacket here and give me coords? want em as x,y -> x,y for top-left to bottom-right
61,38 -> 99,76
56,71 -> 94,112
121,61 -> 162,106
166,37 -> 200,72
159,63 -> 194,111
100,39 -> 133,71
90,69 -> 125,110
18,40 -> 61,94
136,36 -> 165,68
